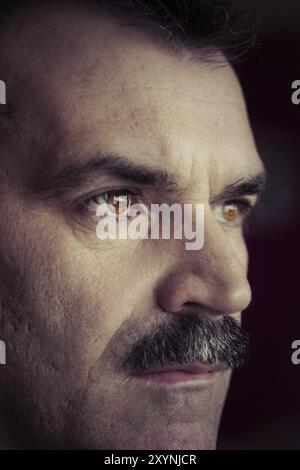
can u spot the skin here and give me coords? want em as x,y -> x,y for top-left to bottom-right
0,2 -> 264,449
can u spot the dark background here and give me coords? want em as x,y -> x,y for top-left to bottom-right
218,0 -> 300,449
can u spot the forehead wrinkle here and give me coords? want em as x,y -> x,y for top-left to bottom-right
0,6 -> 258,205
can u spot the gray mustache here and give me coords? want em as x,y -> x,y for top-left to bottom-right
122,312 -> 250,372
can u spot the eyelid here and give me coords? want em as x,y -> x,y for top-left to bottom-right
81,187 -> 146,215
212,198 -> 255,227
223,197 -> 254,209
83,186 -> 141,200
89,188 -> 139,202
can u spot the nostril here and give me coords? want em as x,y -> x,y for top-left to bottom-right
181,301 -> 200,314
183,301 -> 199,308
181,302 -> 222,318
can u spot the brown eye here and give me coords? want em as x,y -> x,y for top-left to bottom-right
87,190 -> 136,215
104,192 -> 132,215
213,199 -> 253,227
222,202 -> 240,222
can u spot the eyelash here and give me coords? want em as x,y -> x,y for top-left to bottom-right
219,198 -> 255,229
79,190 -> 255,229
82,188 -> 142,214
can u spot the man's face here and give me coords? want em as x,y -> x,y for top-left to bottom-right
0,3 -> 264,449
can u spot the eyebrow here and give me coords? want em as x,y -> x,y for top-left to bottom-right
211,172 -> 267,204
32,151 -> 267,201
32,152 -> 179,198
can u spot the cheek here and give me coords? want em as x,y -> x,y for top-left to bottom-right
0,202 -> 152,370
0,203 -> 154,438
230,235 -> 250,325
230,231 -> 249,271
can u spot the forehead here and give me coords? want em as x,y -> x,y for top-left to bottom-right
1,2 -> 263,190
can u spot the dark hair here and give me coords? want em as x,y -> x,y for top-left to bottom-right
0,0 -> 259,63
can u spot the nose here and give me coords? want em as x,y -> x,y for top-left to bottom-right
156,213 -> 252,317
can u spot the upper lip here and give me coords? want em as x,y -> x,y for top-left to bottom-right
140,363 -> 227,375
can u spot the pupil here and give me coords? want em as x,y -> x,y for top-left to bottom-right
109,194 -> 129,214
225,204 -> 237,220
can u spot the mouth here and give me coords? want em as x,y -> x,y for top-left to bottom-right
133,363 -> 228,385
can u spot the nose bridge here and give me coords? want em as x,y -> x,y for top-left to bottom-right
180,198 -> 247,281
198,214 -> 247,286
157,210 -> 252,316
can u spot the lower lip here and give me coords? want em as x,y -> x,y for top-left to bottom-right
136,369 -> 224,384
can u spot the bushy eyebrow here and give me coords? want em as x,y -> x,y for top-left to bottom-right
32,150 -> 267,201
32,152 -> 179,198
211,172 -> 267,204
